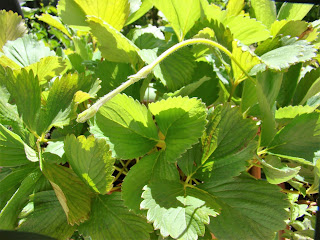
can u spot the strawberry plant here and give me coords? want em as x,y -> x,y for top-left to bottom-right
0,0 -> 319,239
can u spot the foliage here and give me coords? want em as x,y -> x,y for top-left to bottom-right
0,0 -> 319,240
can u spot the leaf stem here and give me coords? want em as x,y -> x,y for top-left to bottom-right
77,38 -> 255,123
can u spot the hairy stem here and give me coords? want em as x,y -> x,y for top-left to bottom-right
77,38 -> 254,123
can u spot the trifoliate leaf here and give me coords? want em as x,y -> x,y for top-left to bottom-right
250,0 -> 277,28
37,14 -> 72,39
203,174 -> 288,240
231,41 -> 261,82
64,135 -> 115,194
122,151 -> 179,213
0,169 -> 42,229
223,15 -> 271,45
58,0 -> 130,31
91,94 -> 159,159
88,16 -> 141,65
152,0 -> 201,41
0,10 -> 27,51
141,181 -> 220,240
78,193 -> 153,240
262,156 -> 301,185
293,67 -> 320,105
261,38 -> 316,70
2,35 -> 55,67
202,104 -> 257,162
267,112 -> 320,163
139,45 -> 196,91
42,162 -> 93,225
18,191 -> 76,240
149,96 -> 207,162
0,124 -> 37,167
277,3 -> 313,21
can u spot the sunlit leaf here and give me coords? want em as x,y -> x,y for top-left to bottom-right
90,94 -> 159,159
0,10 -> 27,51
149,96 -> 207,162
64,135 -> 115,194
141,181 -> 220,239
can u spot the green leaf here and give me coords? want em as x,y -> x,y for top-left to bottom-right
152,0 -> 201,41
40,73 -> 80,133
261,38 -> 316,70
277,3 -> 313,21
177,142 -> 202,178
256,69 -> 283,146
129,25 -> 165,50
250,0 -> 277,28
202,104 -> 257,162
275,105 -> 316,121
43,141 -> 65,164
126,0 -> 153,25
262,156 -> 301,184
64,135 -> 115,194
141,181 -> 220,240
37,14 -> 72,38
122,151 -> 179,213
226,0 -> 244,16
203,174 -> 289,240
0,67 -> 41,133
272,20 -> 309,38
267,112 -> 320,163
276,63 -> 302,107
88,16 -> 141,65
0,124 -> 37,167
199,142 -> 257,182
231,41 -> 261,82
58,0 -> 130,31
93,61 -> 137,99
0,10 -> 27,51
25,56 -> 67,85
149,96 -> 207,162
91,94 -> 159,159
163,62 -> 219,105
0,165 -> 36,210
18,191 -> 76,240
2,35 -> 55,67
293,67 -> 320,105
79,193 -> 153,240
223,15 -> 271,45
42,162 -> 93,225
0,169 -> 42,229
139,46 -> 196,91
